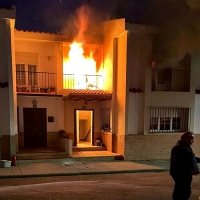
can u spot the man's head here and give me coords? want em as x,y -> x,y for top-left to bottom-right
181,131 -> 194,146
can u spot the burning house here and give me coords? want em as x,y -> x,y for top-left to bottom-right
1,6 -> 200,161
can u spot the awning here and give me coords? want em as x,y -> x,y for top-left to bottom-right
63,89 -> 112,101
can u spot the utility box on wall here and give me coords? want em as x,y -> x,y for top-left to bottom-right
48,116 -> 54,122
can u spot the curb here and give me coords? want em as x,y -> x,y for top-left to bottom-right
0,168 -> 168,179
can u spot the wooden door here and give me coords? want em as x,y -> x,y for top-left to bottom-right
23,108 -> 47,148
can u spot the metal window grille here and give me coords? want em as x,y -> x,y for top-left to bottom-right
149,107 -> 191,133
152,69 -> 190,92
100,108 -> 110,131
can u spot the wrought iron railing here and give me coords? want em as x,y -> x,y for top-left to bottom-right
152,69 -> 190,92
149,107 -> 191,133
16,71 -> 57,94
63,74 -> 103,90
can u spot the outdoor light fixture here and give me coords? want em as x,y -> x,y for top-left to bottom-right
32,98 -> 37,108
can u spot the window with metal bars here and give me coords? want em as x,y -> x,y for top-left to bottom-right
28,65 -> 37,86
16,64 -> 25,86
100,108 -> 110,132
149,107 -> 190,133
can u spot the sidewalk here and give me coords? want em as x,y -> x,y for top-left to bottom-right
0,159 -> 170,178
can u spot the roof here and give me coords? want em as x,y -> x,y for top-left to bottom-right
0,6 -> 15,19
63,89 -> 112,101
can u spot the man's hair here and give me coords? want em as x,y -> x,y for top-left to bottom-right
181,131 -> 194,141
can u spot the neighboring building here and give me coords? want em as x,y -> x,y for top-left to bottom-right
1,8 -> 200,160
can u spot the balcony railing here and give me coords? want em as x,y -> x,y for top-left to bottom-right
63,74 -> 103,90
16,71 -> 57,94
152,69 -> 190,92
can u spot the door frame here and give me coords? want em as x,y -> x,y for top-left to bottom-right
74,109 -> 94,146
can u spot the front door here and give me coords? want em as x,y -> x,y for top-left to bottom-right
74,109 -> 94,146
23,108 -> 47,148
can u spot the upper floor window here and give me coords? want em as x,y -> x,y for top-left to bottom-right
16,64 -> 25,86
28,65 -> 37,85
149,107 -> 190,133
16,64 -> 37,87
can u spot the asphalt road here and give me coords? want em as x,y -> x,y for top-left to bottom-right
0,172 -> 199,200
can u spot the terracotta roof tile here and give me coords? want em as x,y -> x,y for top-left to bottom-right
63,89 -> 112,101
15,29 -> 61,35
65,89 -> 112,95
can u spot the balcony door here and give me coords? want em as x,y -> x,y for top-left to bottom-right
16,64 -> 37,89
23,108 -> 47,148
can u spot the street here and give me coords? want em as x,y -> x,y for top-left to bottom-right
0,172 -> 200,200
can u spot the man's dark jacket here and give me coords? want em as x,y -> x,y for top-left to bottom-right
170,140 -> 199,177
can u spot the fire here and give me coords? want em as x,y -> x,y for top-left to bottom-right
63,42 -> 97,89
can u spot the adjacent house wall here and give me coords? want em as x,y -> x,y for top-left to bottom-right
0,13 -> 17,159
15,40 -> 57,73
124,134 -> 200,160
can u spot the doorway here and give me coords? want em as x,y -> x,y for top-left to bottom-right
23,108 -> 47,148
74,109 -> 94,146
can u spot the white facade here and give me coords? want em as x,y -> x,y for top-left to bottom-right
1,8 -> 200,160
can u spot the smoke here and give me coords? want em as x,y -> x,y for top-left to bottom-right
186,0 -> 200,10
61,3 -> 111,44
73,5 -> 92,42
33,0 -> 200,63
150,0 -> 200,64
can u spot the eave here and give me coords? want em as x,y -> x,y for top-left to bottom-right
63,89 -> 112,101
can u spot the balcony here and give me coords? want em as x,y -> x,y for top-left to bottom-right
63,74 -> 103,90
152,69 -> 190,92
16,71 -> 57,94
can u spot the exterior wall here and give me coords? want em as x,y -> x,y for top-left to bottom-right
18,131 -> 58,149
112,133 -> 125,155
124,134 -> 200,160
101,132 -> 112,152
0,13 -> 17,159
3,12 -> 200,161
126,30 -> 154,136
194,52 -> 200,89
103,18 -> 125,92
0,135 -> 16,160
17,95 -> 64,148
128,93 -> 144,134
194,95 -> 200,133
64,99 -> 111,145
114,31 -> 128,138
15,30 -> 64,94
15,40 -> 58,72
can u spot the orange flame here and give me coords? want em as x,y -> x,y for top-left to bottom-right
63,42 -> 97,89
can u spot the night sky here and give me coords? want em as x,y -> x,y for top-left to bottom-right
0,0 -> 200,33
1,0 -> 200,60
0,0 -> 165,33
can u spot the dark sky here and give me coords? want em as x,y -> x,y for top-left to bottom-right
1,0 -> 200,60
1,0 -> 200,62
0,0 -> 155,33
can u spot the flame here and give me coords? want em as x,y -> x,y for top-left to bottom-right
63,42 -> 97,89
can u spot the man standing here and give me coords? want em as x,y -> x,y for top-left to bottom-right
170,131 -> 199,200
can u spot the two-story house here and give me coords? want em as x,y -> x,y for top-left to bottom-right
1,7 -> 200,161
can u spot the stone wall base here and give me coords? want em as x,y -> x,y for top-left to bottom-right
124,134 -> 200,161
0,135 -> 16,160
18,132 -> 59,149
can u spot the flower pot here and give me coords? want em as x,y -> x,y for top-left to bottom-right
1,160 -> 11,168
